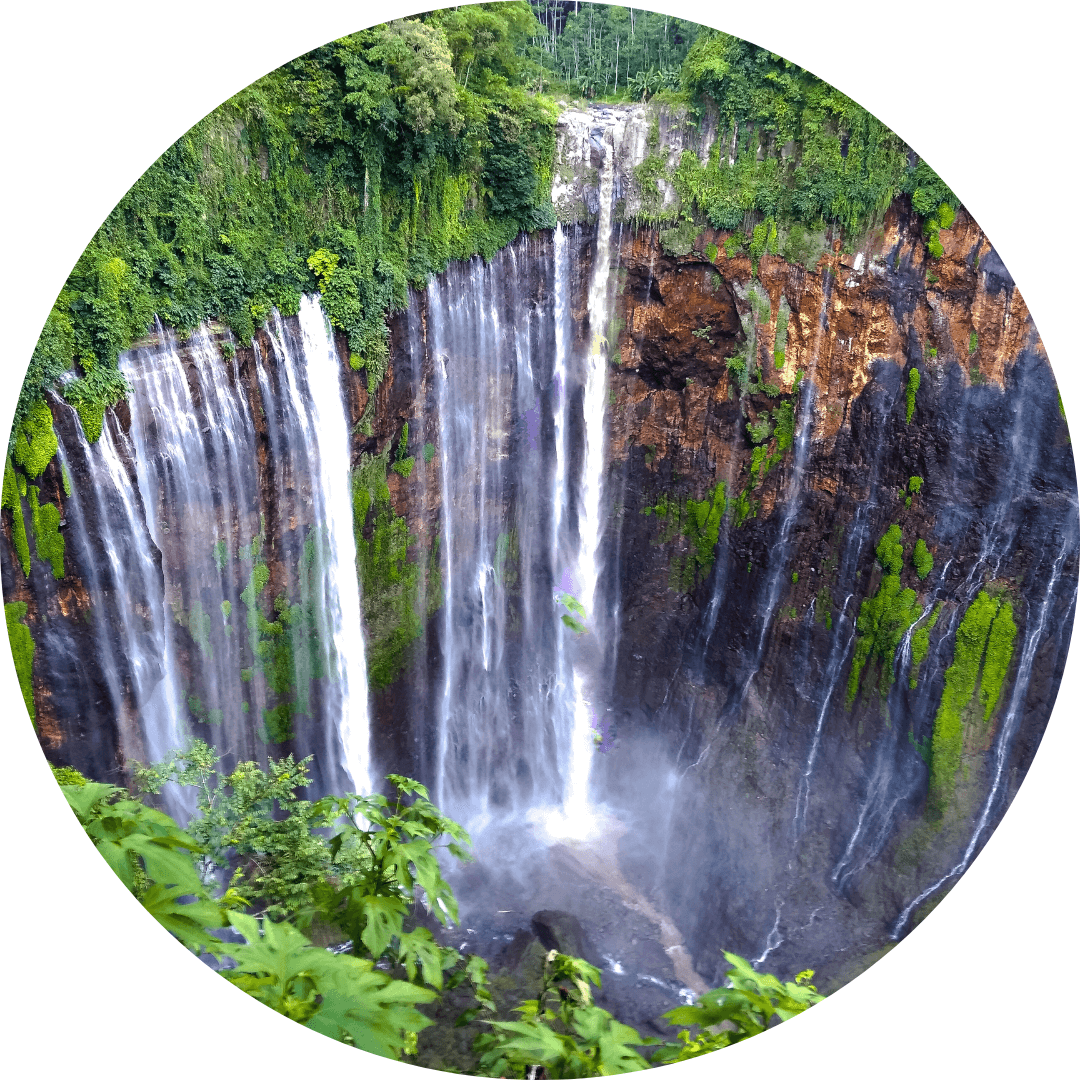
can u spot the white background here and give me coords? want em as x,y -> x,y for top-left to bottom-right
1,1 -> 1075,1074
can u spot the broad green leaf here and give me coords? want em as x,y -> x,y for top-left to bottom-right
358,893 -> 407,959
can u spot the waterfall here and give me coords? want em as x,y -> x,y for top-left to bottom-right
54,406 -> 191,815
551,116 -> 619,835
427,108 -> 628,834
430,247 -> 564,822
111,297 -> 369,800
296,297 -> 371,794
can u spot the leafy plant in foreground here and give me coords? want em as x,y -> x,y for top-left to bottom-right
651,953 -> 823,1062
221,911 -> 436,1057
475,950 -> 655,1077
55,764 -> 467,1059
54,758 -> 821,1067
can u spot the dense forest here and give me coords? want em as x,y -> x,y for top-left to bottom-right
10,2 -> 952,491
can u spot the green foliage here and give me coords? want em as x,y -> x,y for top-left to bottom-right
5,601 -> 35,721
912,538 -> 933,580
234,526 -> 336,742
674,29 -> 942,241
746,415 -> 772,445
353,449 -> 438,688
61,778 -> 209,905
915,194 -> 957,263
643,481 -> 726,592
475,950 -> 654,1077
732,488 -> 757,527
51,763 -> 89,786
908,601 -> 942,689
847,525 -> 918,703
11,400 -> 58,479
240,562 -> 270,608
773,400 -> 795,452
527,4 -> 700,100
816,585 -> 834,630
62,357 -> 131,443
557,591 -> 588,634
213,539 -> 229,572
423,441 -> 436,463
13,8 -> 557,476
313,776 -> 487,1004
905,367 -> 921,423
2,457 -> 30,577
968,330 -> 978,355
27,485 -> 65,579
391,421 -> 415,478
928,590 -> 1015,818
223,911 -> 437,1057
908,730 -> 932,765
652,954 -> 822,1062
907,475 -> 923,495
876,523 -> 904,574
68,763 -> 444,1059
979,601 -> 1017,721
904,160 -> 957,223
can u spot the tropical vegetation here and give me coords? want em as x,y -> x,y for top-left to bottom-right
52,747 -> 823,1068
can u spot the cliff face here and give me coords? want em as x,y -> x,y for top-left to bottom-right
355,181 -> 1075,989
592,202 -> 1075,983
3,101 -> 1076,1005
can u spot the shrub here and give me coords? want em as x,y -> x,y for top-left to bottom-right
912,538 -> 933,580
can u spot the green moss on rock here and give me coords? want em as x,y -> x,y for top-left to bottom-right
643,481 -> 727,593
905,367 -> 920,424
908,601 -> 942,689
5,601 -> 35,722
11,401 -> 58,479
28,485 -> 65,579
912,538 -> 933,580
352,450 -> 428,689
979,600 -> 1017,721
847,525 -> 918,704
928,590 -> 1012,820
2,457 -> 31,577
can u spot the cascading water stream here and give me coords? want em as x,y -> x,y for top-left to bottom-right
120,297 -> 370,800
295,296 -> 372,794
429,109 -> 627,837
54,404 -> 191,815
557,120 -> 618,832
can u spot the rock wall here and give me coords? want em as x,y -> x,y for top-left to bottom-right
4,100 -> 1076,998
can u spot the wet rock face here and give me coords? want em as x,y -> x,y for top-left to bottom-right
619,249 -> 743,390
372,197 -> 1075,992
592,204 -> 1077,986
4,158 -> 1075,1004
